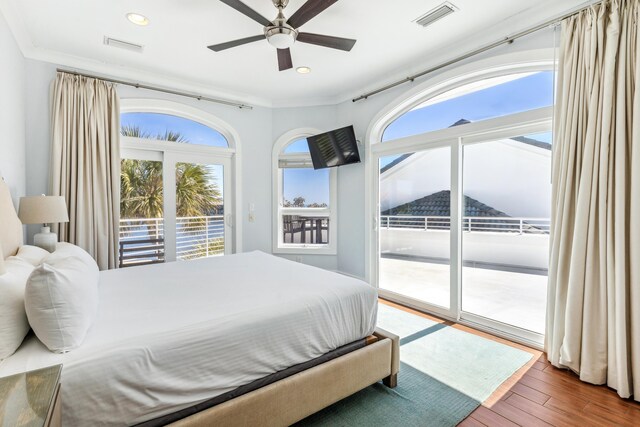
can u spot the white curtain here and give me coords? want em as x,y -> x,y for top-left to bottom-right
547,0 -> 639,400
50,72 -> 120,270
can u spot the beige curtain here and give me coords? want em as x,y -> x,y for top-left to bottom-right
50,72 -> 120,270
547,0 -> 639,400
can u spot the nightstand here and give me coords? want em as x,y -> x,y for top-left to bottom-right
0,364 -> 62,427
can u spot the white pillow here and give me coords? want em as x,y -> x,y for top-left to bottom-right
25,255 -> 99,353
15,245 -> 50,266
49,242 -> 98,270
0,257 -> 35,359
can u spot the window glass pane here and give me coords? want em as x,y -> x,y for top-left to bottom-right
378,147 -> 451,309
382,71 -> 554,142
121,112 -> 228,148
283,138 -> 310,153
119,159 -> 165,267
176,162 -> 225,260
461,133 -> 552,334
282,168 -> 329,207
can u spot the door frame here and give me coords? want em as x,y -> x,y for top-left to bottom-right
369,108 -> 553,349
121,141 -> 235,260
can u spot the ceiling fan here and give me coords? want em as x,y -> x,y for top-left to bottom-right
208,0 -> 357,71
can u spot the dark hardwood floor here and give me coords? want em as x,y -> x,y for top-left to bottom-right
379,300 -> 640,426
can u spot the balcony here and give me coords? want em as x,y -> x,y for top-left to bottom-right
380,215 -> 550,334
118,215 -> 224,267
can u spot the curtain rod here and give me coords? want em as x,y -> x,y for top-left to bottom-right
352,0 -> 600,102
56,69 -> 253,110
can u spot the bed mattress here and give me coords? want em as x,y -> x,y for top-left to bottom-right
0,251 -> 377,426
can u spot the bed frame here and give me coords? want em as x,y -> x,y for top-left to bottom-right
0,178 -> 399,426
170,329 -> 399,426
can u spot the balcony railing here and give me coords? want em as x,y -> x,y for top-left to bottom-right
380,215 -> 550,234
118,215 -> 224,267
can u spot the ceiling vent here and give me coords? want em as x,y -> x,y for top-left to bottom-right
103,37 -> 144,53
414,2 -> 457,28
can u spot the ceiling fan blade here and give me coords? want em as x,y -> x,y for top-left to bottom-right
287,0 -> 338,29
297,32 -> 356,51
277,48 -> 293,71
207,35 -> 265,52
218,0 -> 272,27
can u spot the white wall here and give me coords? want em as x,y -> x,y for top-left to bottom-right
23,60 -> 275,253
0,11 -> 25,208
18,27 -> 555,278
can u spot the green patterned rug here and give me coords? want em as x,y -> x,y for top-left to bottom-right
296,304 -> 532,427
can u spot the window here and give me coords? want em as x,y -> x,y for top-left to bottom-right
382,71 -> 554,142
372,63 -> 554,347
119,101 -> 236,267
121,112 -> 229,147
273,133 -> 337,254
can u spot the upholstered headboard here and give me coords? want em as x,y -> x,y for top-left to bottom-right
0,178 -> 23,258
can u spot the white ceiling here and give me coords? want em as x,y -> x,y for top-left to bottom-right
1,0 -> 586,107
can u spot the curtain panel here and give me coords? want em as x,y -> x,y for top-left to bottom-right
547,0 -> 639,400
50,72 -> 120,270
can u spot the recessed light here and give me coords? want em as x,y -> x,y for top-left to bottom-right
296,66 -> 311,74
127,13 -> 149,26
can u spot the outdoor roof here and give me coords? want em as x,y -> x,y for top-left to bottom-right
379,118 -> 550,174
381,190 -> 509,217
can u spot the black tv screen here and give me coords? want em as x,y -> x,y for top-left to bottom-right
306,125 -> 361,170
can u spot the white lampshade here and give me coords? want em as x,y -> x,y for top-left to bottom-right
18,196 -> 69,225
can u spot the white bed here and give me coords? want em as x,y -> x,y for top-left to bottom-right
0,251 -> 378,426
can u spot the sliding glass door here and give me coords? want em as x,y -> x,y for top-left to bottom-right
119,149 -> 232,266
174,160 -> 230,260
374,117 -> 552,346
461,133 -> 551,336
378,147 -> 452,310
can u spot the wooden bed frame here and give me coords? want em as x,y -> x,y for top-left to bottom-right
0,178 -> 399,426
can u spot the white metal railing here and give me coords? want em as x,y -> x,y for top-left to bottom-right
380,215 -> 550,234
119,215 -> 224,265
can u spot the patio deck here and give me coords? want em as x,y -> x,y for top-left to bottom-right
379,256 -> 547,334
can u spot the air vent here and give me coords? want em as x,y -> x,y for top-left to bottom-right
414,2 -> 457,28
103,37 -> 144,53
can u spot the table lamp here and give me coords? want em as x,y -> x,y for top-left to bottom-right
18,195 -> 69,252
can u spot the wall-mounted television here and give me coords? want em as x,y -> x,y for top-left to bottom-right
307,125 -> 361,170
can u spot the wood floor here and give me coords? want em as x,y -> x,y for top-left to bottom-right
379,299 -> 640,427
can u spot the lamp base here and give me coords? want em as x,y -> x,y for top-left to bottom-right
33,226 -> 58,253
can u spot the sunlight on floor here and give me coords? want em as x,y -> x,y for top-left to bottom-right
379,257 -> 547,334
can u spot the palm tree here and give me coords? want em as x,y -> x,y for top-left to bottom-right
120,126 -> 222,219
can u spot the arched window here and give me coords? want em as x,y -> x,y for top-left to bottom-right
119,100 -> 238,266
369,60 -> 555,345
382,71 -> 554,142
273,130 -> 337,255
121,112 -> 229,148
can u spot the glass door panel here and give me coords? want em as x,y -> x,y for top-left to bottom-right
461,132 -> 551,334
378,147 -> 451,309
175,162 -> 226,260
119,158 -> 165,267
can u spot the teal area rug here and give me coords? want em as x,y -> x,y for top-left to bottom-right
297,304 -> 533,426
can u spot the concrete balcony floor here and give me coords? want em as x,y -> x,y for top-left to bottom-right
379,256 -> 547,334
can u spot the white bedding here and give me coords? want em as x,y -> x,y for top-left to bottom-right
0,251 -> 377,426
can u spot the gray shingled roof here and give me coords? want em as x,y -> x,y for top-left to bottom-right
380,118 -> 550,174
381,190 -> 509,217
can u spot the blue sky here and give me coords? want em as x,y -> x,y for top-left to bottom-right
122,113 -> 228,147
124,72 -> 553,206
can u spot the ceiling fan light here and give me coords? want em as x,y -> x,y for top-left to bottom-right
265,26 -> 297,49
